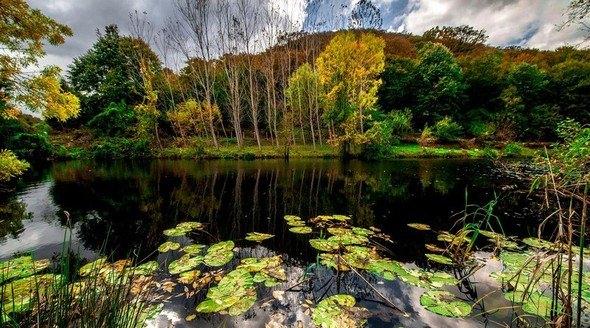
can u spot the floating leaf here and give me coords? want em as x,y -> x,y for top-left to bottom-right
478,230 -> 504,239
420,290 -> 471,318
158,241 -> 180,253
163,221 -> 204,237
237,256 -> 287,287
178,270 -> 201,284
196,268 -> 256,316
1,274 -> 62,314
133,261 -> 159,276
0,256 -> 51,283
367,259 -> 406,281
182,244 -> 206,256
289,226 -> 312,234
168,255 -> 203,275
284,215 -> 305,227
203,241 -> 234,267
309,238 -> 340,252
522,238 -> 555,250
522,292 -> 559,318
312,294 -> 367,328
425,244 -> 446,253
319,254 -> 351,271
79,258 -> 108,277
327,233 -> 368,246
351,227 -> 374,237
327,227 -> 351,235
426,254 -> 454,265
407,223 -> 431,231
245,232 -> 274,242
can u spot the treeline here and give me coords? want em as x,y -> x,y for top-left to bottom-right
2,0 -> 590,166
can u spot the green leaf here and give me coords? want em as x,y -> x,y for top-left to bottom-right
425,253 -> 454,265
407,223 -> 431,231
419,290 -> 471,318
245,232 -> 274,242
203,241 -> 235,267
289,226 -> 312,234
158,241 -> 180,253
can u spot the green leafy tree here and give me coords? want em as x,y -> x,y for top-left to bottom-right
316,31 -> 386,153
378,57 -> 419,112
550,60 -> 590,124
415,42 -> 466,126
68,25 -> 161,123
0,150 -> 29,182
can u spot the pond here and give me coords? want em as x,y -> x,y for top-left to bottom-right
0,159 -> 577,327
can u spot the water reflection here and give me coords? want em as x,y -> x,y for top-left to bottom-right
1,159 -> 538,262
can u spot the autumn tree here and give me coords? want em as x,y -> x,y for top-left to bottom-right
423,25 -> 488,53
316,31 -> 385,153
285,63 -> 324,147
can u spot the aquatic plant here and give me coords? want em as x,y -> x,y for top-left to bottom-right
419,290 -> 471,318
311,294 -> 368,328
245,232 -> 274,242
202,241 -> 234,267
157,241 -> 180,253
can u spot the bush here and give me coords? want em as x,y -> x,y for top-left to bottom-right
555,118 -> 582,143
87,102 -> 137,137
90,138 -> 151,159
8,132 -> 53,161
0,150 -> 30,182
468,121 -> 495,139
418,126 -> 436,146
503,142 -> 533,157
432,117 -> 462,142
363,111 -> 413,159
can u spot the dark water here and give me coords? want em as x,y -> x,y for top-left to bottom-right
0,159 -> 544,327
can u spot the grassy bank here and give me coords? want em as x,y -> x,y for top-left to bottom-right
52,137 -> 538,161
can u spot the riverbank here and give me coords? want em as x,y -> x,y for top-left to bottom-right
53,139 -> 537,161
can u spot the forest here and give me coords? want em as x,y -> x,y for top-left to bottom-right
0,1 -> 589,328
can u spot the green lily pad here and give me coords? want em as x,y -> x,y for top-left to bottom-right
169,255 -> 203,275
163,221 -> 204,237
327,227 -> 351,235
407,223 -> 431,231
284,215 -> 305,226
522,292 -> 559,318
312,294 -> 367,328
522,237 -> 555,250
289,226 -> 312,234
203,241 -> 234,267
79,258 -> 108,277
327,233 -> 368,246
351,227 -> 374,237
1,274 -> 63,314
367,258 -> 406,281
196,268 -> 256,316
426,254 -> 454,265
0,256 -> 51,283
182,244 -> 206,255
319,254 -> 351,271
420,290 -> 471,318
245,232 -> 274,242
158,241 -> 180,253
479,230 -> 504,239
133,261 -> 159,276
178,270 -> 201,284
309,238 -> 340,252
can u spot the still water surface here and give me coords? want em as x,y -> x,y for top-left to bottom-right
0,159 -> 543,327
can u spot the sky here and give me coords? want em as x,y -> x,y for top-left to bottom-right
30,0 -> 588,71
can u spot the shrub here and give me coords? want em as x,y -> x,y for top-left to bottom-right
432,117 -> 462,142
503,142 -> 532,157
468,121 -> 495,139
8,132 -> 53,161
87,102 -> 136,137
418,126 -> 436,146
0,150 -> 30,182
90,138 -> 151,159
555,118 -> 582,143
363,111 -> 413,159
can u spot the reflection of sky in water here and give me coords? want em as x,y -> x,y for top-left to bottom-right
0,180 -> 95,260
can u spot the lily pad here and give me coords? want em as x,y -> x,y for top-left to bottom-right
327,227 -> 351,235
312,294 -> 367,328
351,227 -> 374,237
0,256 -> 51,283
178,270 -> 201,284
182,244 -> 206,256
522,237 -> 555,250
367,259 -> 406,281
79,258 -> 108,277
196,268 -> 256,316
169,255 -> 203,275
522,292 -> 559,318
1,274 -> 62,314
420,290 -> 471,318
426,254 -> 454,265
238,256 -> 286,287
425,244 -> 446,253
289,226 -> 312,234
309,238 -> 340,252
163,221 -> 203,237
245,232 -> 274,242
158,241 -> 180,253
327,233 -> 368,246
284,215 -> 305,226
407,223 -> 431,231
203,241 -> 234,267
133,261 -> 159,276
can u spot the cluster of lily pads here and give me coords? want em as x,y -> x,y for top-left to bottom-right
285,215 -> 472,319
407,222 -> 590,321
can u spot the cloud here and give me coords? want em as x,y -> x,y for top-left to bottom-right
401,0 -> 587,49
26,0 -> 588,71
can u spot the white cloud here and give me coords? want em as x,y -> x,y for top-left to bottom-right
401,0 -> 587,49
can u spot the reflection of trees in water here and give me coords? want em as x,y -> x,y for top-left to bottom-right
48,159 -> 498,259
0,198 -> 29,241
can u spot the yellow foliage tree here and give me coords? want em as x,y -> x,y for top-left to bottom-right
168,99 -> 221,144
316,31 -> 385,151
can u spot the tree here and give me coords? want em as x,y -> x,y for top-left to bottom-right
316,31 -> 385,151
68,25 -> 161,123
562,0 -> 590,41
550,60 -> 590,124
285,63 -> 324,147
378,57 -> 419,112
0,150 -> 29,183
422,25 -> 488,53
414,42 -> 465,126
